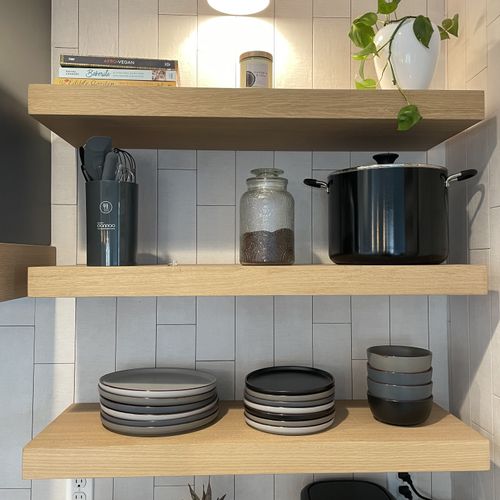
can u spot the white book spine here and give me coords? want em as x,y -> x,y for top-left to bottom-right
59,67 -> 177,81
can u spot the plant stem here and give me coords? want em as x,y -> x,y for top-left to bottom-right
386,16 -> 412,105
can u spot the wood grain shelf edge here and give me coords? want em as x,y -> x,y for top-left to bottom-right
27,86 -> 485,151
27,264 -> 488,297
22,401 -> 490,479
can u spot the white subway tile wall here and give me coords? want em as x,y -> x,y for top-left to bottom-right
447,0 -> 500,496
0,0 -> 458,498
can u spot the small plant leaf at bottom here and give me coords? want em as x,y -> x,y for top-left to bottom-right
397,104 -> 423,131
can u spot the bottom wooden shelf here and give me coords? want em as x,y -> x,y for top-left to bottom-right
23,401 -> 490,479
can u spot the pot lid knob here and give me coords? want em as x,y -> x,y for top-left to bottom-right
373,153 -> 400,164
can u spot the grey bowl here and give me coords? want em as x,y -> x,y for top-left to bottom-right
367,364 -> 432,386
367,378 -> 433,401
367,345 -> 432,373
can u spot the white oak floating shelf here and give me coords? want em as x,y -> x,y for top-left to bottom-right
28,85 -> 484,151
23,401 -> 490,479
27,264 -> 488,298
0,243 -> 55,301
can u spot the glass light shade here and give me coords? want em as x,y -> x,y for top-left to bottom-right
207,0 -> 270,15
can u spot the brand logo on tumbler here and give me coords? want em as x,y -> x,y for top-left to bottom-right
100,200 -> 113,214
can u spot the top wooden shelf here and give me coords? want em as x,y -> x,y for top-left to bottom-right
28,85 -> 484,151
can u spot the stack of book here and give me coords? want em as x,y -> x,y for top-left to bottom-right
55,55 -> 179,87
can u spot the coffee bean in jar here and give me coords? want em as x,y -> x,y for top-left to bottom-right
240,169 -> 294,265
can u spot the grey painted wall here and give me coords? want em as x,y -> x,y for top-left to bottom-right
0,0 -> 51,244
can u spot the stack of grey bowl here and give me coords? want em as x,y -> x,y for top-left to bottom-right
243,366 -> 336,435
366,345 -> 433,426
98,368 -> 219,436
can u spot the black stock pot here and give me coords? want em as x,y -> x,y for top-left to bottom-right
304,153 -> 477,265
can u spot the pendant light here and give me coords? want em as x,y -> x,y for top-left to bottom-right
207,0 -> 270,15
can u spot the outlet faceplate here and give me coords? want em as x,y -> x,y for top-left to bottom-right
67,478 -> 94,500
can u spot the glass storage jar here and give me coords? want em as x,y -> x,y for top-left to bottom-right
240,168 -> 294,265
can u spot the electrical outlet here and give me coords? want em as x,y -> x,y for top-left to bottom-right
67,478 -> 93,500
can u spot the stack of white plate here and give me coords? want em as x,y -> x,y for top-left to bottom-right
99,368 -> 218,436
243,366 -> 335,436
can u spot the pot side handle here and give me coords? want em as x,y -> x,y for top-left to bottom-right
446,169 -> 478,188
304,178 -> 329,193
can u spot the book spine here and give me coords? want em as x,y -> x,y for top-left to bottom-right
60,54 -> 178,71
59,67 -> 177,81
53,77 -> 177,87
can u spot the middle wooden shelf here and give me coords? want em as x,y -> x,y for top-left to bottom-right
27,264 -> 488,297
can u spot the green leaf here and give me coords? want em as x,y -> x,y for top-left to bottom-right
205,482 -> 212,500
438,25 -> 450,40
442,13 -> 459,37
377,0 -> 401,15
349,22 -> 375,48
354,12 -> 378,26
397,104 -> 422,131
413,15 -> 434,48
352,42 -> 378,60
355,78 -> 377,90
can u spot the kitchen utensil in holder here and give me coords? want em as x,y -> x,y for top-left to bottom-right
86,180 -> 138,266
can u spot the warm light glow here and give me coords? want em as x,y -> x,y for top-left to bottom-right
208,0 -> 270,15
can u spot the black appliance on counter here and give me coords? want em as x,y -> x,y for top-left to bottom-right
301,480 -> 395,500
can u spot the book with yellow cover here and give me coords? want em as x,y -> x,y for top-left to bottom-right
53,77 -> 177,87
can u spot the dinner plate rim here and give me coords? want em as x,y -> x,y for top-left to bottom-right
244,410 -> 336,428
98,386 -> 217,405
101,409 -> 219,436
244,415 -> 335,435
245,366 -> 334,396
98,381 -> 216,398
100,399 -> 219,421
244,386 -> 335,402
100,367 -> 217,392
99,394 -> 218,414
244,398 -> 335,414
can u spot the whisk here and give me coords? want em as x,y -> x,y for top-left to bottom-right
114,148 -> 137,183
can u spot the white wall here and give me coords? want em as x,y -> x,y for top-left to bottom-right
446,0 -> 500,498
0,1 -> 454,499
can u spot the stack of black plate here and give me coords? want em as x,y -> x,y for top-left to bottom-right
244,366 -> 335,435
99,368 -> 219,436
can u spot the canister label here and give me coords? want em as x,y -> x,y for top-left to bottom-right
243,61 -> 271,88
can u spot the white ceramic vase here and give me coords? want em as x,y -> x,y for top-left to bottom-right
374,18 -> 440,90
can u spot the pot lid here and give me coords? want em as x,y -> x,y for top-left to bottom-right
329,153 -> 447,176
331,163 -> 448,175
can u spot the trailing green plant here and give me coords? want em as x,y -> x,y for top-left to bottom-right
349,0 -> 459,131
188,479 -> 227,500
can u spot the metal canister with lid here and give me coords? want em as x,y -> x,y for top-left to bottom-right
239,51 -> 273,88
